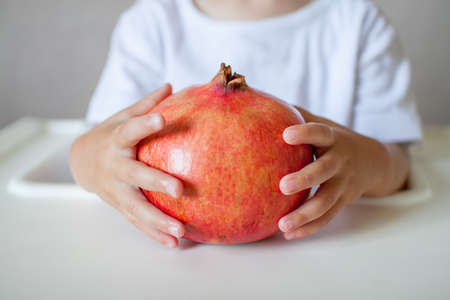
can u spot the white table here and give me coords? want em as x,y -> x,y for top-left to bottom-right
1,118 -> 449,300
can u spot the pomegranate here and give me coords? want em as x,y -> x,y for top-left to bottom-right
137,64 -> 313,244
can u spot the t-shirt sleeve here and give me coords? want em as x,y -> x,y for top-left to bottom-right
353,3 -> 422,143
86,1 -> 164,124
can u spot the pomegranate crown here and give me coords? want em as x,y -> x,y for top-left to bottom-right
212,63 -> 247,93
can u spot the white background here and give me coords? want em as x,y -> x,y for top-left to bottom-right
1,0 -> 449,128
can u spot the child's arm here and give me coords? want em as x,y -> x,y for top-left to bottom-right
277,106 -> 409,240
70,84 -> 185,248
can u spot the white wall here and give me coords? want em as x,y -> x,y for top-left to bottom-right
1,0 -> 449,128
376,0 -> 450,125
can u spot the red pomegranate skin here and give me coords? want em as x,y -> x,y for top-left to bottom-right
137,64 -> 313,244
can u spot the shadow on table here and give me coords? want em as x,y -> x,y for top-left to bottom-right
179,201 -> 429,251
253,202 -> 430,250
308,203 -> 425,240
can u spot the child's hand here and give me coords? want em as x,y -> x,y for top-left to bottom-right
278,108 -> 409,240
70,84 -> 185,248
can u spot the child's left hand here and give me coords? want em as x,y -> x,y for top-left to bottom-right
278,107 -> 409,240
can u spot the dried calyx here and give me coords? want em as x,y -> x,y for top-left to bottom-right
213,63 -> 247,93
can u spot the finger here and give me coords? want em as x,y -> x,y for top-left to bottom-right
131,221 -> 179,248
116,159 -> 183,198
283,197 -> 347,240
113,113 -> 165,148
116,84 -> 172,120
120,188 -> 185,241
280,153 -> 341,195
283,122 -> 335,147
279,178 -> 343,232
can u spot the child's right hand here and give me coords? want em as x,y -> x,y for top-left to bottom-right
69,84 -> 185,248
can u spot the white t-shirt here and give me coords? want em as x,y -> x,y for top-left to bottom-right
87,0 -> 422,143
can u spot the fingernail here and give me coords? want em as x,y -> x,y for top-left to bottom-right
281,178 -> 298,194
280,219 -> 293,232
168,225 -> 181,238
283,129 -> 297,144
148,114 -> 164,130
167,183 -> 179,198
164,239 -> 177,248
285,232 -> 296,240
163,180 -> 180,198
